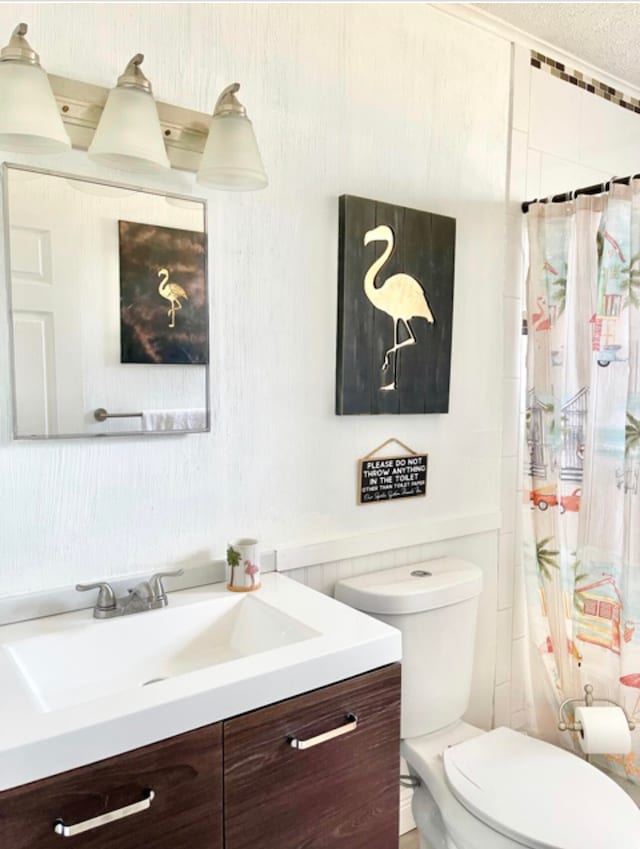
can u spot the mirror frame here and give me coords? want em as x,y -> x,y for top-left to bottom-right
2,163 -> 210,439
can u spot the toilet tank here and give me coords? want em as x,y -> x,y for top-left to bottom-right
334,558 -> 483,739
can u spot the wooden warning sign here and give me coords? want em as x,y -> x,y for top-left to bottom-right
358,439 -> 428,504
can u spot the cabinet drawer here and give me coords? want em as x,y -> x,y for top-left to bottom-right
0,724 -> 223,849
223,663 -> 401,849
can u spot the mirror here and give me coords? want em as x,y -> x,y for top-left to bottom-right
3,164 -> 209,438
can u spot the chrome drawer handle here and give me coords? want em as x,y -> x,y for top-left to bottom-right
288,713 -> 358,750
53,789 -> 155,837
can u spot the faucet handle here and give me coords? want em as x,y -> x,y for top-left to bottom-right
76,581 -> 117,612
148,569 -> 184,603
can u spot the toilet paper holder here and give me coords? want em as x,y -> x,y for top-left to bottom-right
557,683 -> 636,733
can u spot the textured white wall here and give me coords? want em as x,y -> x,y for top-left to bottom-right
0,4 -> 510,596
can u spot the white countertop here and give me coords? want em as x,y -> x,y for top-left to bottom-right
0,573 -> 401,791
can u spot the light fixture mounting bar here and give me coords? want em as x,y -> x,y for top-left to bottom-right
48,73 -> 210,172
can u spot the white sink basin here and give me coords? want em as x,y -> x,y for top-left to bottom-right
0,573 -> 401,791
5,594 -> 319,712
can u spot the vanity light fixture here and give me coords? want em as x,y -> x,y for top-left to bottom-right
196,83 -> 268,191
88,54 -> 170,174
0,22 -> 268,189
0,23 -> 71,153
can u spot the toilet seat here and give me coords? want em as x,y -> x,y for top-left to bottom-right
442,726 -> 640,849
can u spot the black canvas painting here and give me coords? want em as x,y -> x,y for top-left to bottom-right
119,220 -> 208,364
336,195 -> 455,415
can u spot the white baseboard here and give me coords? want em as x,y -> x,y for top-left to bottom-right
399,784 -> 416,834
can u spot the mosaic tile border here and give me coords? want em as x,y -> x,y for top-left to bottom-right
530,51 -> 640,115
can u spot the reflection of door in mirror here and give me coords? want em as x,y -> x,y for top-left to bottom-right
3,166 -> 209,439
9,198 -> 85,436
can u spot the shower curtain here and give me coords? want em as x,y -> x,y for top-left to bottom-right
524,182 -> 640,785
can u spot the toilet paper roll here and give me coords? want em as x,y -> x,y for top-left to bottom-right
575,706 -> 632,755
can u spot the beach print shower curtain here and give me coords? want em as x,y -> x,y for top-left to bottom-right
525,183 -> 640,784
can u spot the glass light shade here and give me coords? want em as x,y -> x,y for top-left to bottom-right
0,61 -> 70,153
196,113 -> 267,191
88,86 -> 169,174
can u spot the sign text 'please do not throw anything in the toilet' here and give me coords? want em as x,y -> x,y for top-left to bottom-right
358,454 -> 428,504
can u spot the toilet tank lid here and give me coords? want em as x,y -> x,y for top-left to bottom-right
334,558 -> 482,615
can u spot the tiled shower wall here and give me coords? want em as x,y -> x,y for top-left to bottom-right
504,42 -> 640,732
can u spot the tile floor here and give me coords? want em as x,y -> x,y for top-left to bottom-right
399,830 -> 419,849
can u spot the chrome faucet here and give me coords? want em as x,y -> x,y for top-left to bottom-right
76,570 -> 184,619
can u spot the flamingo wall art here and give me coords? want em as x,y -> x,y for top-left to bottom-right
119,220 -> 208,364
336,195 -> 455,415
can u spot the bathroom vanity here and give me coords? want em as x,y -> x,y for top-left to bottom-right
0,665 -> 400,849
0,574 -> 402,849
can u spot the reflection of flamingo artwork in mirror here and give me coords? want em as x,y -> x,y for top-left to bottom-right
336,195 -> 455,414
119,220 -> 208,364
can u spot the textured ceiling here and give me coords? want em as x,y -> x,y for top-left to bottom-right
474,3 -> 640,89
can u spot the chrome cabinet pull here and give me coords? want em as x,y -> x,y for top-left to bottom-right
53,789 -> 155,837
288,713 -> 358,750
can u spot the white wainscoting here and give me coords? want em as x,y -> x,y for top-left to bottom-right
275,512 -> 501,571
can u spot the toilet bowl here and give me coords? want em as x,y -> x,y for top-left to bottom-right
404,720 -> 517,849
334,559 -> 640,849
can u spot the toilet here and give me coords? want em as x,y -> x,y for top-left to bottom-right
335,558 -> 640,849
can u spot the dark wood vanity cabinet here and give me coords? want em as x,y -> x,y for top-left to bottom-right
0,725 -> 224,849
0,664 -> 400,849
224,663 -> 401,849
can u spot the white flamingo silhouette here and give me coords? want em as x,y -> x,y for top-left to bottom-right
363,224 -> 435,390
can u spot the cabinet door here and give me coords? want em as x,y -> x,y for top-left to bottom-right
224,664 -> 401,849
0,724 -> 223,849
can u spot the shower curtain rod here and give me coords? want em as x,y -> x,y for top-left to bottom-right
521,172 -> 640,213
